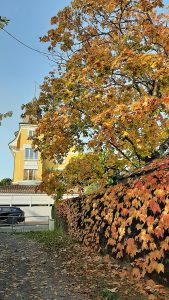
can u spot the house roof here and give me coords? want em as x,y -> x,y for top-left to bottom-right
8,123 -> 38,151
0,185 -> 44,194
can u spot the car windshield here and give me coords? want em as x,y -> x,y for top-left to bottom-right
1,207 -> 10,212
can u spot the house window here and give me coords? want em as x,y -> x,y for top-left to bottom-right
25,148 -> 38,160
28,130 -> 34,137
23,169 -> 38,180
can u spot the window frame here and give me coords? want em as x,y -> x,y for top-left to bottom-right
28,130 -> 34,137
23,169 -> 38,180
24,148 -> 38,160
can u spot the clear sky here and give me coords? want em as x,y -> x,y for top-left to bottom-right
0,0 -> 71,180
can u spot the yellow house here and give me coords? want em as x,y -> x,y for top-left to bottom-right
9,118 -> 77,185
9,119 -> 42,185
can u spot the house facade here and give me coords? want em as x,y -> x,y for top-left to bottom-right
5,118 -> 78,221
9,122 -> 42,185
8,118 -> 78,185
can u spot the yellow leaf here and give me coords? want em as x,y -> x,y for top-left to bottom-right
123,131 -> 129,137
156,263 -> 164,274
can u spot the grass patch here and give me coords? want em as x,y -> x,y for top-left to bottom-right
96,289 -> 120,300
16,230 -> 75,249
96,288 -> 148,300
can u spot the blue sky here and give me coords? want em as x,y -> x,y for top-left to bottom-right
0,0 -> 71,180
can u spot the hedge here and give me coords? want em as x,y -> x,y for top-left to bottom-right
55,156 -> 169,281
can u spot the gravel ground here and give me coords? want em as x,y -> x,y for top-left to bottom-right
0,233 -> 89,300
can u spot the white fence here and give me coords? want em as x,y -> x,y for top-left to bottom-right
0,193 -> 78,222
0,193 -> 54,221
0,215 -> 51,233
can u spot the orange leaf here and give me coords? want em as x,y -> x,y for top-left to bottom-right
108,238 -> 116,246
126,238 -> 138,257
147,216 -> 154,224
121,208 -> 129,216
132,267 -> 141,279
161,214 -> 169,227
154,226 -> 164,238
149,199 -> 161,214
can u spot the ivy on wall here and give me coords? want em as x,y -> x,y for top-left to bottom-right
56,156 -> 169,280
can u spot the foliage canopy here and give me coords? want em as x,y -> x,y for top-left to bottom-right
22,0 -> 169,192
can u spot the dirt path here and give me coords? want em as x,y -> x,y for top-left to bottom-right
0,233 -> 89,300
0,233 -> 169,300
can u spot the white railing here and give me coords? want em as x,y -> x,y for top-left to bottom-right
0,215 -> 51,232
0,194 -> 54,207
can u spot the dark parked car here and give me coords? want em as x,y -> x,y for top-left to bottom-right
0,206 -> 25,224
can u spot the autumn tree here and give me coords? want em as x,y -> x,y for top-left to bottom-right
22,0 -> 169,190
21,3 -> 169,278
39,152 -> 107,196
